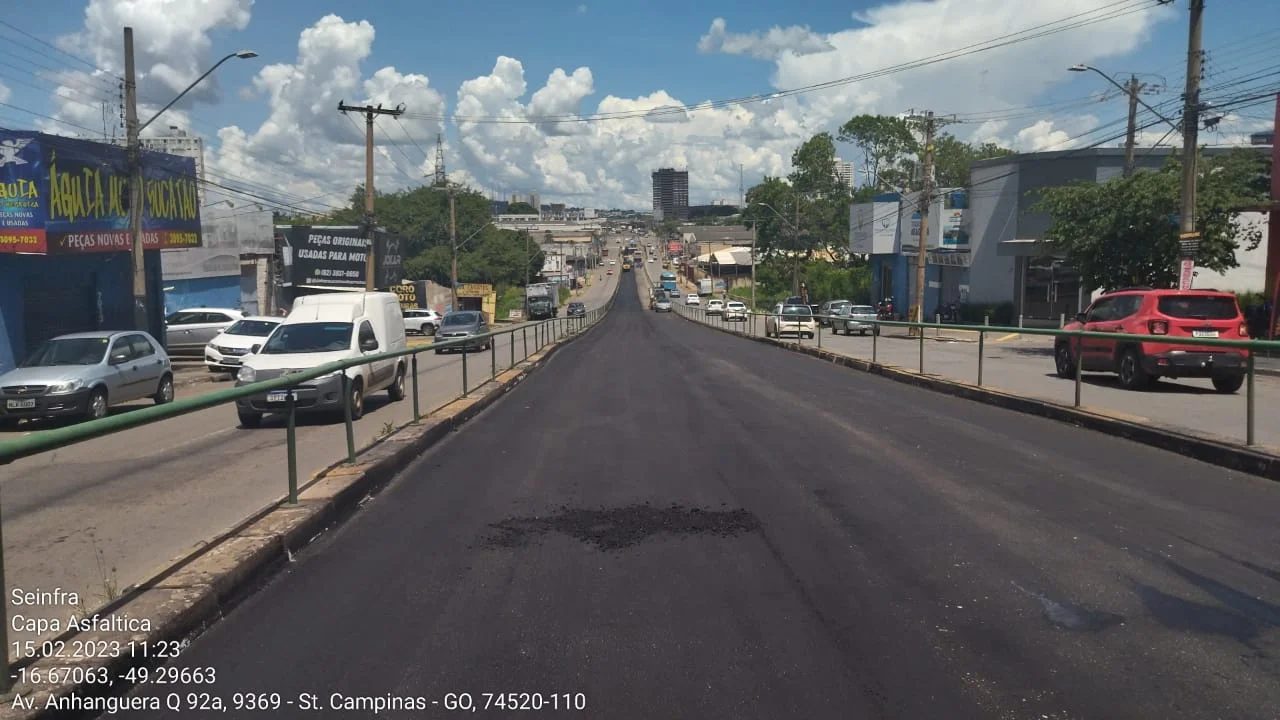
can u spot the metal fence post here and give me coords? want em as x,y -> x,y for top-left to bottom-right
490,336 -> 497,380
523,326 -> 528,359
462,345 -> 470,397
341,373 -> 356,464
817,319 -> 822,350
977,331 -> 985,386
918,323 -> 925,374
1073,334 -> 1083,408
411,354 -> 420,423
286,389 -> 298,504
873,325 -> 878,363
510,330 -> 515,368
1247,352 -> 1256,445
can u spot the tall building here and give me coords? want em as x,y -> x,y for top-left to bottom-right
835,159 -> 855,189
651,168 -> 689,221
508,191 -> 541,209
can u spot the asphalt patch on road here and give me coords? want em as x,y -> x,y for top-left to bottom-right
484,502 -> 761,551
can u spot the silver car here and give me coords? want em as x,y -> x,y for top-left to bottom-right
831,304 -> 879,336
165,308 -> 243,355
0,330 -> 173,427
434,311 -> 492,353
654,295 -> 673,312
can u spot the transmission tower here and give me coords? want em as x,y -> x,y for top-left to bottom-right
434,134 -> 447,186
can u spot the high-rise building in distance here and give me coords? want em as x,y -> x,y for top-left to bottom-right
651,168 -> 689,221
835,160 -> 855,189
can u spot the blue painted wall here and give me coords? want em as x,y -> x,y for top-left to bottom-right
162,275 -> 241,316
0,251 -> 164,373
870,254 -> 946,319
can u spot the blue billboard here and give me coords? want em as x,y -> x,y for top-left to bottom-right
0,128 -> 201,254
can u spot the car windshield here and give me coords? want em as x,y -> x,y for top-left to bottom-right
1157,296 -> 1238,320
727,303 -> 744,309
782,305 -> 812,316
260,322 -> 352,354
851,306 -> 876,314
444,313 -> 479,326
224,320 -> 279,337
21,337 -> 110,367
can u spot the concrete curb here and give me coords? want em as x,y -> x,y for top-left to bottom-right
1,292 -> 618,719
670,307 -> 1280,484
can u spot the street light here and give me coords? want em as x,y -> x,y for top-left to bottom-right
125,30 -> 257,332
140,50 -> 258,133
1067,64 -> 1178,130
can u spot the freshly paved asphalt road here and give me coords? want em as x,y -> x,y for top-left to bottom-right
114,270 -> 1280,719
658,271 -> 1280,449
0,272 -> 617,654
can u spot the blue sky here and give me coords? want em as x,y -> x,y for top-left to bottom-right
1,0 -> 1276,210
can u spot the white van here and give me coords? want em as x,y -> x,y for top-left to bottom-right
233,292 -> 408,427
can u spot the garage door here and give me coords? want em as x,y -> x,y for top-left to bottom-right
24,282 -> 96,351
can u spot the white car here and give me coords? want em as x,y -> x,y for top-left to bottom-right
705,299 -> 725,316
765,302 -> 817,339
206,317 -> 283,374
724,301 -> 748,321
686,294 -> 701,306
402,308 -> 442,336
610,260 -> 617,266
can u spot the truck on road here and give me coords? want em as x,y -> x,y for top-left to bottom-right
698,278 -> 713,296
526,283 -> 559,320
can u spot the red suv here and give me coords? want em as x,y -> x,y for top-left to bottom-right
1054,287 -> 1249,393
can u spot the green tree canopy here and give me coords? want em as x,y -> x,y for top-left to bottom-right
1033,149 -> 1269,291
837,115 -> 918,190
403,227 -> 543,289
507,201 -> 538,215
835,114 -> 1013,192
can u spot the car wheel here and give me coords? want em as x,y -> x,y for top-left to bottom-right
1117,348 -> 1151,390
349,379 -> 365,420
83,388 -> 108,422
1054,342 -> 1077,379
425,324 -> 437,336
153,373 -> 175,404
388,365 -> 406,401
237,410 -> 262,428
1211,373 -> 1244,394
435,348 -> 444,355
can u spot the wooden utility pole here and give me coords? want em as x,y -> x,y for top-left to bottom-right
1122,75 -> 1145,178
1177,0 -> 1205,290
906,110 -> 954,327
449,187 -> 459,310
124,27 -> 146,331
338,101 -> 405,291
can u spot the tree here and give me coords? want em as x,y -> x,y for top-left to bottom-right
933,135 -> 1014,188
789,133 -> 853,260
403,227 -> 543,289
507,201 -> 538,215
837,115 -> 918,190
1034,149 -> 1268,291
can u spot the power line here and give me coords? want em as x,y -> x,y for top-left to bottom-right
403,0 -> 1161,125
0,19 -> 111,75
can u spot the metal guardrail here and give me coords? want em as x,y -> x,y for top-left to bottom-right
674,298 -> 1278,448
0,283 -> 617,691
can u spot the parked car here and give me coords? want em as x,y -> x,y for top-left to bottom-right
402,308 -> 442,336
434,311 -> 493,354
766,303 -> 817,339
706,299 -> 726,316
830,304 -> 879,336
686,294 -> 701,306
165,308 -> 243,355
818,299 -> 852,327
567,301 -> 587,318
234,292 -> 408,427
1054,287 -> 1249,393
0,330 -> 173,427
205,316 -> 283,374
724,301 -> 748,322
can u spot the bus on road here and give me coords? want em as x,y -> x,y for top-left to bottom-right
660,271 -> 678,295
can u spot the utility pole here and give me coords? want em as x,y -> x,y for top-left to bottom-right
793,200 -> 801,296
124,27 -> 146,331
750,221 -> 757,311
337,100 -> 405,291
1122,75 -> 1145,178
1178,0 -> 1206,290
449,187 -> 458,310
906,110 -> 955,328
434,134 -> 447,186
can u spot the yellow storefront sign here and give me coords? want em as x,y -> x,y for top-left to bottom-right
457,283 -> 492,298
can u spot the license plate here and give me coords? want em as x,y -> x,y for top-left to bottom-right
266,391 -> 292,403
5,399 -> 35,409
1192,329 -> 1219,338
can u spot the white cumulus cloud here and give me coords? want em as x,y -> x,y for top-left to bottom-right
34,0 -> 1187,213
0,81 -> 10,105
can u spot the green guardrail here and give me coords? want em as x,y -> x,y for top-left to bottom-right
0,277 -> 619,691
675,300 -> 1277,449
